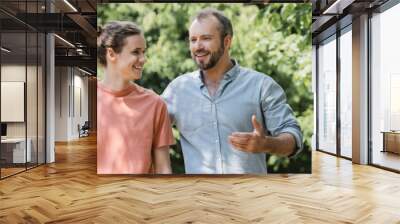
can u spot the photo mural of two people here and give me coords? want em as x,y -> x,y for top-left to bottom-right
97,8 -> 303,174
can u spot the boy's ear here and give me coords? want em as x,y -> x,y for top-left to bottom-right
106,48 -> 117,63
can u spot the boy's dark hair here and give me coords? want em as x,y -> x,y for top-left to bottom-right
97,21 -> 142,66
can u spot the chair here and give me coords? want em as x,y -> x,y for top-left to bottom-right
79,121 -> 90,138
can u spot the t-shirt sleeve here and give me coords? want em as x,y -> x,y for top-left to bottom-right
153,98 -> 176,149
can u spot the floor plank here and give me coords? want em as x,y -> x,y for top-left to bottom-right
0,135 -> 399,223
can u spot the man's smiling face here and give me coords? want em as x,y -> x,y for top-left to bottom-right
189,16 -> 225,71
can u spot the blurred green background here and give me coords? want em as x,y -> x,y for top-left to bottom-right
97,3 -> 312,173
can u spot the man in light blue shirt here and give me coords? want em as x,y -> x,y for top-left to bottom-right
162,8 -> 303,174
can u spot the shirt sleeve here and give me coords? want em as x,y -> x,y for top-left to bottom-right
152,99 -> 176,149
260,77 -> 303,157
161,81 -> 177,125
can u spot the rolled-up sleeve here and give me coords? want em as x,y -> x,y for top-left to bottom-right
260,77 -> 303,157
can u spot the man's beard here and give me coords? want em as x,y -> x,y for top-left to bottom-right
192,45 -> 224,70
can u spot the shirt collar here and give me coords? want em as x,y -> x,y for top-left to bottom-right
195,59 -> 240,88
224,59 -> 240,81
98,81 -> 143,97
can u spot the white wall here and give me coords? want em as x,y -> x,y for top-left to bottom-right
1,63 -> 46,164
1,65 -> 39,137
54,67 -> 89,141
1,65 -> 26,143
55,66 -> 69,141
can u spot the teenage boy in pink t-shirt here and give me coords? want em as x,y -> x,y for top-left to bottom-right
97,21 -> 175,174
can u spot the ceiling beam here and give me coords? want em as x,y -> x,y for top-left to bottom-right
55,55 -> 96,72
322,0 -> 355,14
66,13 -> 97,46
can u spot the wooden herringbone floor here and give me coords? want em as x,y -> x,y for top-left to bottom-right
1,135 -> 400,224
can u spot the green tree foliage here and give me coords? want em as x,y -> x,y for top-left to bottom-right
98,3 -> 312,173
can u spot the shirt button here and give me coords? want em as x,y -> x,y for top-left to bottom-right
215,139 -> 219,143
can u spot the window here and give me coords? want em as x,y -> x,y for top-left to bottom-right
0,1 -> 47,179
317,35 -> 337,154
371,2 -> 400,171
339,27 -> 352,158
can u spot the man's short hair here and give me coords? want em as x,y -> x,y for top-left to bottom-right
193,8 -> 233,40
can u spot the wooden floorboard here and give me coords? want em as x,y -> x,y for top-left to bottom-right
0,135 -> 400,223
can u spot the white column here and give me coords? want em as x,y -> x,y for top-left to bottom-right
352,14 -> 369,164
45,0 -> 55,163
46,32 -> 55,163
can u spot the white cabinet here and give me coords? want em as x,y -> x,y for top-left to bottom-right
1,138 -> 32,163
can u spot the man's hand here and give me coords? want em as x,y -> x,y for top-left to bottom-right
228,115 -> 297,156
228,115 -> 268,153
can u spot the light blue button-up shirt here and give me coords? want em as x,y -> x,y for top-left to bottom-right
162,61 -> 303,174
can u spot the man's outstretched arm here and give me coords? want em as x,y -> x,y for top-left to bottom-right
228,115 -> 297,157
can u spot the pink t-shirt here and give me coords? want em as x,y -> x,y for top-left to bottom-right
97,82 -> 175,174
